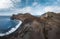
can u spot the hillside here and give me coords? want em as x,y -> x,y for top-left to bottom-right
0,12 -> 60,39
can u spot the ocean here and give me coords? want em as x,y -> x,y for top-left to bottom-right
0,16 -> 22,36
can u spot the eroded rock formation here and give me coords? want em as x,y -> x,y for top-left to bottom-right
0,12 -> 60,39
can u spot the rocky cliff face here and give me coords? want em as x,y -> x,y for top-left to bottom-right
11,13 -> 38,22
0,12 -> 60,39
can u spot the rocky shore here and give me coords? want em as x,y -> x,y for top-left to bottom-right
0,12 -> 60,39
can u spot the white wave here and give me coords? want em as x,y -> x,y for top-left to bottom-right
0,20 -> 22,36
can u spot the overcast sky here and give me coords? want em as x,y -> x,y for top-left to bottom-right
0,0 -> 60,15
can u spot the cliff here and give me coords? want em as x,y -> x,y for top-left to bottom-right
0,12 -> 60,39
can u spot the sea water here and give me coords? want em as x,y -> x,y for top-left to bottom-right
0,16 -> 22,36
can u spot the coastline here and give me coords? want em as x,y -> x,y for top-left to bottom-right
0,20 -> 22,36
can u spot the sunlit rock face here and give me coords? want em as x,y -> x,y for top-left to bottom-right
1,12 -> 60,39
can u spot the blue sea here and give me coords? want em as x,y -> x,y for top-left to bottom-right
0,16 -> 19,33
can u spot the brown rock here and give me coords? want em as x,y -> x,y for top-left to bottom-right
11,13 -> 38,22
10,13 -> 45,39
40,12 -> 60,39
1,12 -> 60,39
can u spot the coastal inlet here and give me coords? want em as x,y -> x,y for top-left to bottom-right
0,16 -> 22,36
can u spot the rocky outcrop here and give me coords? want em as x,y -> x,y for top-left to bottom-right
11,12 -> 39,21
10,13 -> 44,39
41,12 -> 60,39
0,12 -> 60,39
11,13 -> 39,22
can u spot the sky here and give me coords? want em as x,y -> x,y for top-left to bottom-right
0,0 -> 60,15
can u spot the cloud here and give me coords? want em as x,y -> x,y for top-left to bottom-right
0,0 -> 22,14
12,2 -> 45,15
44,6 -> 53,12
32,2 -> 38,6
0,0 -> 21,9
44,6 -> 60,13
0,0 -> 13,9
5,2 -> 46,15
0,0 -> 60,16
11,0 -> 21,3
19,7 -> 32,13
12,7 -> 33,14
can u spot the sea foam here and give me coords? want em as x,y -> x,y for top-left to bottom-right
0,20 -> 22,36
